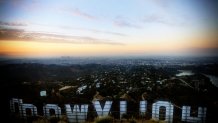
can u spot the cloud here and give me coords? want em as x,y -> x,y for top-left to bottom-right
0,28 -> 124,45
60,7 -> 96,20
59,26 -> 127,37
113,16 -> 141,29
143,15 -> 186,26
72,8 -> 96,20
88,29 -> 127,37
113,20 -> 141,29
143,15 -> 169,24
0,21 -> 27,26
0,28 -> 25,40
152,0 -> 171,8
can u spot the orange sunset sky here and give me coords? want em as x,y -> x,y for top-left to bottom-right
0,0 -> 217,58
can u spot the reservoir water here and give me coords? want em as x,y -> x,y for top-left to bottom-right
204,74 -> 218,88
176,70 -> 194,77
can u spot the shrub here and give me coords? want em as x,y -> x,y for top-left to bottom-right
94,116 -> 113,123
147,119 -> 167,123
129,119 -> 137,123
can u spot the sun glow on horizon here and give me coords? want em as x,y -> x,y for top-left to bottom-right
1,38 -> 214,58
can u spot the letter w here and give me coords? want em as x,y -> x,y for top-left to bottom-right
65,104 -> 88,123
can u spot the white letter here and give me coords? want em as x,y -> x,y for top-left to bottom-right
43,104 -> 61,118
93,101 -> 112,116
140,101 -> 147,115
152,101 -> 174,123
65,104 -> 88,123
120,101 -> 127,119
182,106 -> 207,123
10,98 -> 23,113
19,104 -> 37,117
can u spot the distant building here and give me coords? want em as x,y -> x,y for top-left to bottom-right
40,90 -> 47,97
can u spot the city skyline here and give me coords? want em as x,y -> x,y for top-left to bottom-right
0,0 -> 217,58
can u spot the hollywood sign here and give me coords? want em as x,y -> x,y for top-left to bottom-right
10,98 -> 207,123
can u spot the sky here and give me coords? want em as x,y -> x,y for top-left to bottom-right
0,0 -> 217,58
